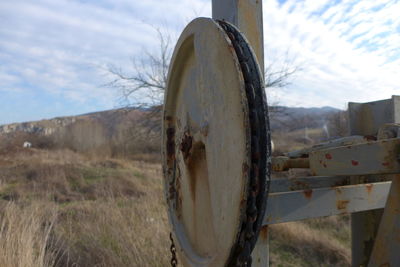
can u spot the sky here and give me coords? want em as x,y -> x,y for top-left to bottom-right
0,0 -> 399,125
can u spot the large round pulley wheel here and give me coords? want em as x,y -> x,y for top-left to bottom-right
162,18 -> 271,266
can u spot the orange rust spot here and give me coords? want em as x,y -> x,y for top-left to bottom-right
351,160 -> 359,166
259,225 -> 269,240
303,189 -> 313,199
186,142 -> 207,202
366,184 -> 373,194
337,200 -> 349,210
325,153 -> 332,160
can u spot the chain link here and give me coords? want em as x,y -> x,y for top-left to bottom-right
217,20 -> 270,267
170,232 -> 178,266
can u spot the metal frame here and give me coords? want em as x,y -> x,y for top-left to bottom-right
211,1 -> 399,266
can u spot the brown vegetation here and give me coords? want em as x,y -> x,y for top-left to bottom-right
0,146 -> 350,266
0,148 -> 168,266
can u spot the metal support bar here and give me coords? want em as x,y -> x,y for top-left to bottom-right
309,138 -> 400,176
287,135 -> 373,158
212,0 -> 264,74
348,97 -> 400,267
272,156 -> 309,171
270,175 -> 390,193
369,176 -> 400,266
264,182 -> 391,225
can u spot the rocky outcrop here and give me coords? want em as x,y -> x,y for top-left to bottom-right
0,117 -> 76,136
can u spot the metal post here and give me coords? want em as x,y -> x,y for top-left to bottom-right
348,96 -> 400,266
212,1 -> 268,266
212,0 -> 264,74
368,175 -> 400,266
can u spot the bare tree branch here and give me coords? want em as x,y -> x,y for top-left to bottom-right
104,26 -> 302,138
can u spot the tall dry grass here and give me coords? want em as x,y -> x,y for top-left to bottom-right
0,148 -> 170,266
0,148 -> 351,266
270,221 -> 350,267
0,203 -> 58,267
55,198 -> 169,267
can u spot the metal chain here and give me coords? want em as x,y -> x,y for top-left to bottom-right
217,20 -> 271,267
170,232 -> 178,266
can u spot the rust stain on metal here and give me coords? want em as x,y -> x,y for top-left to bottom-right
325,153 -> 332,160
303,189 -> 313,199
259,225 -> 269,240
166,126 -> 176,167
351,160 -> 359,166
336,200 -> 350,210
382,162 -> 390,167
175,167 -> 182,218
366,183 -> 373,194
179,131 -> 193,160
186,142 -> 207,202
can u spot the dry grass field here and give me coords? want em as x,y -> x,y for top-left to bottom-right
0,145 -> 351,266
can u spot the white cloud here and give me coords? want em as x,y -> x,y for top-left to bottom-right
0,0 -> 399,125
263,0 -> 400,108
0,0 -> 210,121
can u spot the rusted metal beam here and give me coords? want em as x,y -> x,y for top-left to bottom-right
270,175 -> 390,193
272,156 -> 309,171
286,135 -> 374,158
368,176 -> 400,266
309,138 -> 400,176
349,96 -> 400,136
263,182 -> 391,225
347,97 -> 400,267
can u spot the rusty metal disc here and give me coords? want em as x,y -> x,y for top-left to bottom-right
162,18 -> 270,266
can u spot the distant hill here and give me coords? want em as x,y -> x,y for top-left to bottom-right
0,105 -> 342,156
0,105 -> 341,135
269,106 -> 341,131
0,107 -> 160,158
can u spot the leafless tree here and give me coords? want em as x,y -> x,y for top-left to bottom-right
328,110 -> 348,138
106,27 -> 171,110
107,28 -> 300,107
264,51 -> 302,123
104,26 -> 172,136
105,27 -> 301,137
